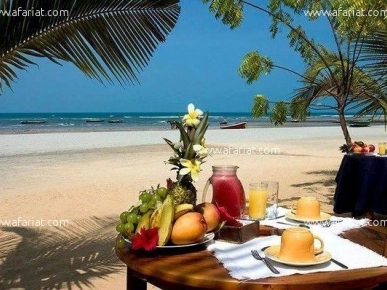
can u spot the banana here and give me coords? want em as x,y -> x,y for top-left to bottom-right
157,195 -> 175,246
135,210 -> 154,234
174,203 -> 194,221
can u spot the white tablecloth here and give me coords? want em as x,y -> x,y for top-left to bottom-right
207,207 -> 387,280
260,207 -> 370,235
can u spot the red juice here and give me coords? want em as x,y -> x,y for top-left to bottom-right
211,170 -> 246,217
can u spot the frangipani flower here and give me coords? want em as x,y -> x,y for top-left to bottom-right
183,103 -> 203,128
193,144 -> 209,158
179,158 -> 201,181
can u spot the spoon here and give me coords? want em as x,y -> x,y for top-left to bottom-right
276,221 -> 310,228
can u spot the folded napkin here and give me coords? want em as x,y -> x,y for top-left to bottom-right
260,207 -> 370,235
207,233 -> 387,280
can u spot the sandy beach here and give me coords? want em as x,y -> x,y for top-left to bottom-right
1,125 -> 386,289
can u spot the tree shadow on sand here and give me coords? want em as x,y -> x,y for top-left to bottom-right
0,216 -> 124,290
279,170 -> 338,208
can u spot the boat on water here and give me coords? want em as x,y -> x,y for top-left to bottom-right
220,122 -> 247,129
86,118 -> 105,123
349,119 -> 372,127
108,119 -> 123,123
20,120 -> 46,124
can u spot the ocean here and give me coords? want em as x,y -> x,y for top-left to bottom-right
0,111 -> 353,134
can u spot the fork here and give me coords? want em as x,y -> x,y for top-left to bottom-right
251,250 -> 280,274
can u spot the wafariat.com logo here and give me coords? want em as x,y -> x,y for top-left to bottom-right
0,217 -> 69,227
0,7 -> 69,17
304,8 -> 387,18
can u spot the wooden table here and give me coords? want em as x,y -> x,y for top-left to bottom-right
116,226 -> 387,290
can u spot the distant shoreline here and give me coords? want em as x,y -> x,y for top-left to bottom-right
1,119 -> 385,135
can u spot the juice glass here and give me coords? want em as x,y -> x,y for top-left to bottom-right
248,183 -> 268,220
378,142 -> 386,155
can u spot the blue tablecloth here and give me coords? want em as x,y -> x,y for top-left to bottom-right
334,154 -> 387,215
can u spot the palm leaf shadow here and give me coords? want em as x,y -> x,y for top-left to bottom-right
280,170 -> 338,207
292,170 -> 338,188
0,216 -> 124,289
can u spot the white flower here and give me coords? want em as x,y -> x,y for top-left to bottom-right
179,159 -> 201,182
193,144 -> 209,158
183,103 -> 203,128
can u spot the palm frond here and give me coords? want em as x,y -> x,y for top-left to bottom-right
360,30 -> 387,90
0,0 -> 180,93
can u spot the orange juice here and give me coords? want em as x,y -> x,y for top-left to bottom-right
249,184 -> 268,220
379,143 -> 386,155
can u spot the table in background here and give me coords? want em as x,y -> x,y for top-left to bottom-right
116,226 -> 387,290
334,154 -> 387,217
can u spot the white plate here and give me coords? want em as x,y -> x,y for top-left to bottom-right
264,245 -> 332,266
285,211 -> 331,223
124,232 -> 215,250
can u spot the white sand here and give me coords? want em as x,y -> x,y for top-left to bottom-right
0,125 -> 386,289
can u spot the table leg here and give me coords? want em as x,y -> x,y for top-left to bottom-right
127,266 -> 147,290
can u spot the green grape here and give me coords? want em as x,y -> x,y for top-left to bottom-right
120,211 -> 129,223
115,238 -> 126,249
124,222 -> 134,234
156,187 -> 168,199
148,199 -> 156,208
116,223 -> 126,233
139,192 -> 151,203
136,214 -> 142,223
139,203 -> 149,213
127,212 -> 138,224
150,194 -> 161,203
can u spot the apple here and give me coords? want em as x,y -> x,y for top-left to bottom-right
368,144 -> 375,152
353,145 -> 362,153
171,212 -> 207,245
361,146 -> 369,153
195,202 -> 221,232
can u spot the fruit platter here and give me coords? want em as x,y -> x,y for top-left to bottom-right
340,141 -> 376,155
350,141 -> 375,154
115,104 -> 243,252
115,185 -> 225,252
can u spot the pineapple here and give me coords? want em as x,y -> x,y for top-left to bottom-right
168,181 -> 197,206
163,104 -> 210,206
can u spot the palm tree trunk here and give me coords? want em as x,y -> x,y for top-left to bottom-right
338,111 -> 351,145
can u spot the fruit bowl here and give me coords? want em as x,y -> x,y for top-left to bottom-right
122,232 -> 215,254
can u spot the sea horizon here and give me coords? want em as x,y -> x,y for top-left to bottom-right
0,111 -> 382,134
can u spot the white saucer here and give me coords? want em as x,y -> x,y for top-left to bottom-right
264,245 -> 332,266
285,211 -> 331,223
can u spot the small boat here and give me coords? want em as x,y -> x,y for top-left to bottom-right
20,120 -> 46,124
220,122 -> 247,129
220,120 -> 228,125
291,119 -> 300,123
86,118 -> 105,123
349,119 -> 372,127
108,119 -> 123,123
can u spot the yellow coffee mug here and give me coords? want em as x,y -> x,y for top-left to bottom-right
291,196 -> 321,219
279,227 -> 324,262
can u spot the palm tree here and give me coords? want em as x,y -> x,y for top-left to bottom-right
0,0 -> 180,93
203,0 -> 387,146
359,30 -> 387,120
291,51 -> 385,145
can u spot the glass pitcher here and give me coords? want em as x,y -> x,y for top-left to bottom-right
202,165 -> 246,217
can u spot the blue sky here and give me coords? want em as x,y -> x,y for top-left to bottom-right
0,1 -> 332,113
